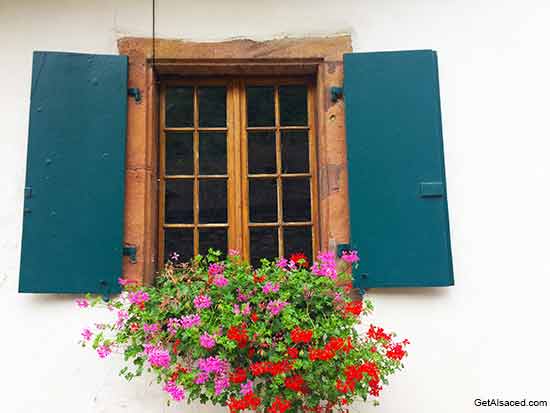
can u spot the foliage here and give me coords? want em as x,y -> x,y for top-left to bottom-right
77,249 -> 408,412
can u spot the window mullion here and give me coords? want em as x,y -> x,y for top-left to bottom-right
274,85 -> 284,258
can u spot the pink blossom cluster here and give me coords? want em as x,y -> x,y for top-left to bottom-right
236,288 -> 254,302
97,344 -> 111,358
199,332 -> 216,349
81,328 -> 93,341
144,343 -> 170,368
208,263 -> 224,277
341,250 -> 360,264
311,251 -> 338,280
116,310 -> 128,329
233,303 -> 251,315
75,298 -> 89,308
240,379 -> 254,396
128,290 -> 150,306
195,356 -> 230,394
267,300 -> 289,316
193,294 -> 212,309
143,323 -> 159,334
163,380 -> 185,401
117,277 -> 136,286
213,275 -> 229,287
179,314 -> 202,329
262,282 -> 280,294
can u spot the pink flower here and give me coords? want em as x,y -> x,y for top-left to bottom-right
233,304 -> 241,315
128,290 -> 149,306
143,323 -> 159,334
311,251 -> 337,280
193,294 -> 212,309
276,257 -> 288,268
213,275 -> 228,287
170,252 -> 180,261
214,375 -> 230,395
163,380 -> 185,401
242,303 -> 251,316
167,317 -> 181,334
75,298 -> 89,308
208,263 -> 225,277
180,314 -> 201,328
81,328 -> 93,341
116,310 -> 129,329
197,356 -> 229,375
97,345 -> 111,358
199,332 -> 216,349
117,277 -> 136,286
240,380 -> 254,396
262,282 -> 280,294
266,300 -> 289,316
341,250 -> 360,264
228,249 -> 240,256
144,343 -> 170,368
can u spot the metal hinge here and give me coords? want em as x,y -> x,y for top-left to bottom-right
123,245 -> 137,264
127,88 -> 142,103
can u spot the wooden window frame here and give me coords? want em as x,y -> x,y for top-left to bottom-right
119,36 -> 352,284
158,77 -> 319,265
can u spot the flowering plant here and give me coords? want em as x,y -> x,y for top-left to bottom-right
78,250 -> 408,412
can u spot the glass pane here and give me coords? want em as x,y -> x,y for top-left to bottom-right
200,132 -> 227,175
199,228 -> 227,256
284,226 -> 312,264
164,229 -> 194,262
165,180 -> 194,223
282,130 -> 309,173
248,131 -> 276,174
282,178 -> 310,221
279,85 -> 308,126
166,132 -> 193,175
249,179 -> 277,222
250,227 -> 278,268
166,87 -> 193,128
198,87 -> 226,127
247,86 -> 275,127
199,179 -> 227,223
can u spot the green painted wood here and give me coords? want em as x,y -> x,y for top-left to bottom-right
343,50 -> 454,288
19,51 -> 128,294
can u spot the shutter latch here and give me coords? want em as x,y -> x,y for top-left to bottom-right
127,88 -> 142,103
123,245 -> 137,264
330,86 -> 344,102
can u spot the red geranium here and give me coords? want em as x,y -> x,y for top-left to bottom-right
345,301 -> 363,316
290,327 -> 313,344
227,325 -> 249,348
287,347 -> 299,359
268,397 -> 291,413
230,367 -> 247,384
285,374 -> 306,392
290,252 -> 309,268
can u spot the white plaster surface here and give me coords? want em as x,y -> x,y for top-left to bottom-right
1,0 -> 550,412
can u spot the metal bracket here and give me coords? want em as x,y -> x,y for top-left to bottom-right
127,88 -> 142,103
123,245 -> 137,264
330,86 -> 344,102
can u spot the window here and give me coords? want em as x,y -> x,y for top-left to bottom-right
159,78 -> 319,267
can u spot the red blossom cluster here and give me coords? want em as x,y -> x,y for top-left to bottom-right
227,325 -> 248,348
385,340 -> 409,361
253,272 -> 266,283
367,325 -> 392,341
309,348 -> 335,361
250,360 -> 293,376
284,375 -> 307,393
287,347 -> 299,358
290,252 -> 309,268
336,362 -> 381,396
228,393 -> 262,412
268,396 -> 292,413
308,336 -> 354,361
344,301 -> 363,316
229,367 -> 247,384
170,363 -> 187,382
290,327 -> 313,344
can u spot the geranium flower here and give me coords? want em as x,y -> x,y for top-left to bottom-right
199,332 -> 216,349
341,250 -> 359,264
75,298 -> 89,308
81,328 -> 93,341
290,252 -> 309,268
193,294 -> 212,309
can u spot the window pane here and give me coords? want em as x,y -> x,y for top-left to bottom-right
282,178 -> 310,221
284,226 -> 312,264
199,179 -> 227,223
166,87 -> 193,128
249,179 -> 277,222
199,87 -> 226,127
250,227 -> 278,268
164,229 -> 194,262
166,132 -> 193,175
200,132 -> 227,175
248,131 -> 276,174
165,180 -> 194,223
247,86 -> 275,127
199,228 -> 227,257
279,85 -> 308,126
282,130 -> 309,173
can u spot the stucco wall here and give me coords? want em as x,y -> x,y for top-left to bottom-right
1,1 -> 550,412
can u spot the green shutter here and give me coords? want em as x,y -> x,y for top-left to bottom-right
343,50 -> 454,288
19,51 -> 128,295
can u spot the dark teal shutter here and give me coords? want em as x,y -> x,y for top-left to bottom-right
19,51 -> 128,295
343,50 -> 454,288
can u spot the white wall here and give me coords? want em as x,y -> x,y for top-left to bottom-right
1,1 -> 550,412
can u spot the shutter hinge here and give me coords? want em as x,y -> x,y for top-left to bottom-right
127,88 -> 142,103
330,86 -> 344,102
123,245 -> 137,264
